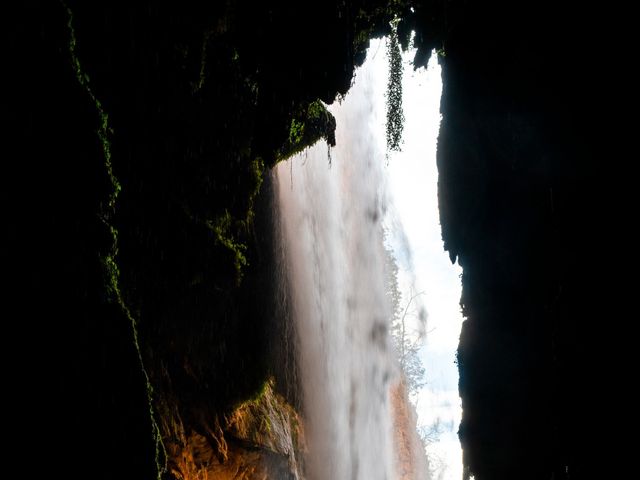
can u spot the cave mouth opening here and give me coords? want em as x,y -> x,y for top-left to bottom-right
373,38 -> 464,480
272,36 -> 463,480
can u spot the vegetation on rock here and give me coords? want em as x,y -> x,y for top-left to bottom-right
386,19 -> 405,153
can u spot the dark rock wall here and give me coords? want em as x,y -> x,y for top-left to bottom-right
411,1 -> 632,478
5,1 -> 399,478
5,3 -> 155,478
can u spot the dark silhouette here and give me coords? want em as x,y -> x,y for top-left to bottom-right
5,1 -> 631,478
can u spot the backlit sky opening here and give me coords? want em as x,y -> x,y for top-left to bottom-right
366,37 -> 463,480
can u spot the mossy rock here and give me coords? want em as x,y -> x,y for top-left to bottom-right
276,100 -> 336,163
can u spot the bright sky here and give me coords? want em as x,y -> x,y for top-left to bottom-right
366,38 -> 464,480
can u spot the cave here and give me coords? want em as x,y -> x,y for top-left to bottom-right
6,1 -> 631,479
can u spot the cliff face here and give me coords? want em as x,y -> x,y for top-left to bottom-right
409,1 -> 632,478
5,2 -> 401,478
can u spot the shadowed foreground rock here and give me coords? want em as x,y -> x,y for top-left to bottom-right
410,1 -> 633,478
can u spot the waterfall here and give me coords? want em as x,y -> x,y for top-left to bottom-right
273,56 -> 410,480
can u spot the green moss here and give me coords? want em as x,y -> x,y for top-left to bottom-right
192,30 -> 213,93
62,2 -> 167,478
289,118 -> 305,145
246,377 -> 274,406
386,18 -> 404,153
245,156 -> 265,225
183,155 -> 264,286
277,100 -> 336,162
207,211 -> 248,283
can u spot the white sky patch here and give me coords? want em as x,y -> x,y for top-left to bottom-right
365,38 -> 464,480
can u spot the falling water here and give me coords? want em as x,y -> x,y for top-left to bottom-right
273,54 -> 419,479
